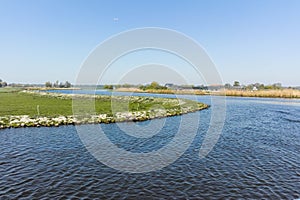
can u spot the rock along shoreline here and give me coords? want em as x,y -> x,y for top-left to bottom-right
0,91 -> 209,129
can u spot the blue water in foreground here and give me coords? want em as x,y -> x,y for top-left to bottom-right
1,91 -> 300,199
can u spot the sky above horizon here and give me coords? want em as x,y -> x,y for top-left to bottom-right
0,0 -> 300,86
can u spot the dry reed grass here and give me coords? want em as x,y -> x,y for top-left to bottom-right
111,87 -> 300,98
223,89 -> 300,98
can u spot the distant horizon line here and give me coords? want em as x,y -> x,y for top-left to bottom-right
4,82 -> 300,88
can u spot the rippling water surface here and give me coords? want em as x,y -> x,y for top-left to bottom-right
1,93 -> 300,199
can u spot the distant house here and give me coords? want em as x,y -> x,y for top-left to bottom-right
207,85 -> 224,91
252,86 -> 258,91
165,83 -> 174,88
232,85 -> 243,90
193,85 -> 208,90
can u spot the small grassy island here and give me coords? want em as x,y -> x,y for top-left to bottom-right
0,89 -> 209,129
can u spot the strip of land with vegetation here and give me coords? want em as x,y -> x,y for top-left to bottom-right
109,81 -> 300,98
0,89 -> 209,129
1,79 -> 300,99
114,87 -> 300,98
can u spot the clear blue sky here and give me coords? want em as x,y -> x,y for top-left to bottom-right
0,0 -> 299,86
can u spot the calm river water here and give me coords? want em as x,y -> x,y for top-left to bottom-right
1,91 -> 300,199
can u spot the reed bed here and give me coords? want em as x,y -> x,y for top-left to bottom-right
223,89 -> 300,98
115,88 -> 206,95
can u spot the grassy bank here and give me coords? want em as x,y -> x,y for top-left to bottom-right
26,87 -> 81,91
0,87 -> 24,93
0,91 -> 209,129
0,92 -> 73,116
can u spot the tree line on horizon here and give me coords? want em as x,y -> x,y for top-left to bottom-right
0,78 -> 298,90
103,82 -> 168,90
45,81 -> 72,88
103,81 -> 298,91
225,81 -> 284,90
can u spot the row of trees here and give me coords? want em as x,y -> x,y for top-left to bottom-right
45,81 -> 72,88
139,81 -> 167,90
103,82 -> 168,90
103,85 -> 114,90
104,81 -> 288,91
225,81 -> 283,90
103,83 -> 140,89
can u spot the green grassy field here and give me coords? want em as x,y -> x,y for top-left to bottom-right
0,90 -> 207,117
0,87 -> 24,93
0,92 -> 73,117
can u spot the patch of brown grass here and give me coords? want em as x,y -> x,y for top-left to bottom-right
223,89 -> 300,98
115,87 -> 142,92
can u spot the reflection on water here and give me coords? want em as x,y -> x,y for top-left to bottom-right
0,94 -> 300,199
